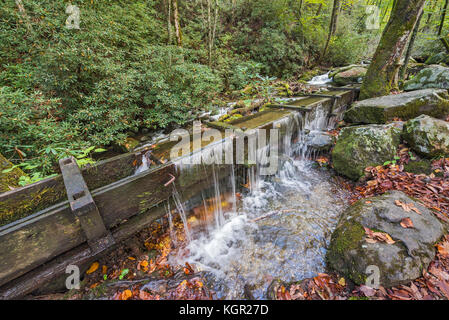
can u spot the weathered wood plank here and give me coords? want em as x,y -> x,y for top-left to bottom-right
0,160 -> 234,288
0,151 -> 142,227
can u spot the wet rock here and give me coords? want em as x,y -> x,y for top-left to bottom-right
332,123 -> 402,181
326,191 -> 446,288
402,115 -> 449,158
331,65 -> 367,86
0,153 -> 27,193
344,89 -> 449,124
404,65 -> 449,91
305,131 -> 335,152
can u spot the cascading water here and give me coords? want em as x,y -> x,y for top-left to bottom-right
307,72 -> 333,85
164,106 -> 349,299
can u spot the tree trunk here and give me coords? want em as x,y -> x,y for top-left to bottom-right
166,0 -> 173,45
315,3 -> 322,16
321,0 -> 341,59
400,8 -> 424,80
438,0 -> 449,36
360,0 -> 427,100
172,0 -> 182,47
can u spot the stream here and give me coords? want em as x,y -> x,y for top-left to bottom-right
160,101 -> 350,299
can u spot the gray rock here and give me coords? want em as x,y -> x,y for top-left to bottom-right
344,88 -> 449,124
404,65 -> 449,91
326,191 -> 446,288
402,114 -> 449,158
305,131 -> 334,152
332,123 -> 403,180
331,66 -> 367,86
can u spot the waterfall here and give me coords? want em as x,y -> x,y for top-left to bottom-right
171,184 -> 192,242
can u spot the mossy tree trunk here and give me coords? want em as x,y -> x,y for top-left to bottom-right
438,0 -> 449,36
360,0 -> 427,100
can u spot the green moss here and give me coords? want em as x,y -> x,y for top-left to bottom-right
0,153 -> 27,193
403,160 -> 432,175
329,221 -> 365,254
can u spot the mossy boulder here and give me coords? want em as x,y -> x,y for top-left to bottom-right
0,153 -> 27,193
404,65 -> 449,91
402,115 -> 449,158
332,123 -> 402,180
326,191 -> 445,288
332,66 -> 367,86
344,89 -> 449,124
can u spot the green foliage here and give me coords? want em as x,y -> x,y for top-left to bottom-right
3,0 -> 440,181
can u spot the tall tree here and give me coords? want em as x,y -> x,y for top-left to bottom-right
322,0 -> 341,59
172,0 -> 182,47
360,0 -> 427,100
438,0 -> 449,36
400,8 -> 424,80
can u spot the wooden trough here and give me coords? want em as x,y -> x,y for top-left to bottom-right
0,88 -> 357,299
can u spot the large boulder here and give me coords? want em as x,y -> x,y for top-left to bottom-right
404,65 -> 449,91
332,123 -> 402,181
344,88 -> 449,124
0,153 -> 26,193
326,191 -> 446,288
402,115 -> 449,158
332,66 -> 367,86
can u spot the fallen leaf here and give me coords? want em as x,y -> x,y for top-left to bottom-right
364,227 -> 396,244
359,285 -> 375,297
120,289 -> 133,300
436,241 -> 449,257
86,262 -> 99,274
400,217 -> 414,229
338,277 -> 346,286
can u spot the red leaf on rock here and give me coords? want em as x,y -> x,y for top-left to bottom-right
400,217 -> 414,228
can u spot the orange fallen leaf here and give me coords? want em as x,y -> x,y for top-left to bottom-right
436,241 -> 449,257
128,256 -> 136,261
400,217 -> 414,229
102,265 -> 107,274
90,282 -> 99,289
395,200 -> 421,214
120,289 -> 133,300
364,227 -> 395,244
86,262 -> 99,274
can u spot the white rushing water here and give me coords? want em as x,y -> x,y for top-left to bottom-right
307,72 -> 333,85
165,107 -> 349,299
